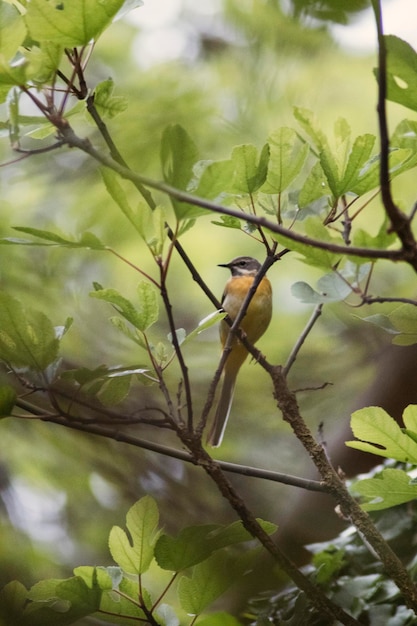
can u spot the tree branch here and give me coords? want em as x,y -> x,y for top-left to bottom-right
14,398 -> 327,492
56,123 -> 405,263
371,0 -> 417,269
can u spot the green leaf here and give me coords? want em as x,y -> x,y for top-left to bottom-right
346,406 -> 417,463
0,2 -> 26,59
25,0 -> 127,46
342,133 -> 376,193
298,161 -> 332,208
359,314 -> 400,335
180,311 -> 226,346
93,78 -> 127,119
388,304 -> 417,346
193,158 -> 235,202
12,226 -> 106,250
97,375 -> 131,406
178,550 -> 254,615
90,281 -> 158,332
109,317 -> 147,349
0,292 -> 60,370
291,272 -> 351,304
155,524 -> 220,571
271,217 -> 341,269
133,203 -> 167,256
108,496 -> 160,574
74,566 -> 115,592
0,385 -> 16,417
197,613 -> 242,626
161,124 -> 202,219
100,168 -> 142,235
383,35 -> 417,112
353,468 -> 417,511
227,143 -> 269,194
403,404 -> 417,432
293,106 -> 327,149
211,215 -> 242,229
0,580 -> 27,623
262,127 -> 308,194
155,519 -> 276,572
98,576 -> 147,623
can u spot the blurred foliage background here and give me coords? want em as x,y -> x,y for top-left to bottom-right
1,0 -> 417,618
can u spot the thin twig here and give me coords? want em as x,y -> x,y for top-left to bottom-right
283,304 -> 323,376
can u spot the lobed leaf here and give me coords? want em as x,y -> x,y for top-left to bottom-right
262,127 -> 308,194
108,496 -> 160,575
353,468 -> 417,511
25,0 -> 127,47
346,406 -> 417,463
228,143 -> 269,194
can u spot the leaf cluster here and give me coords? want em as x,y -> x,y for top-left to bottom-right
0,496 -> 276,626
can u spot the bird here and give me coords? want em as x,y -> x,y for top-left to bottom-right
206,256 -> 273,447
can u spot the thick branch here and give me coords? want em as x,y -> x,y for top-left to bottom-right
268,365 -> 417,611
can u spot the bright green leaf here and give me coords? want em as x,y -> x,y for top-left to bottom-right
93,78 -> 127,119
388,304 -> 417,345
211,215 -> 242,229
346,406 -> 417,462
353,468 -> 417,511
262,127 -> 308,194
193,158 -> 235,202
0,2 -> 26,59
228,143 -> 269,194
298,161 -> 331,208
12,226 -> 106,250
90,281 -> 158,332
161,124 -> 203,219
403,405 -> 417,433
25,0 -> 127,47
100,168 -> 142,235
108,496 -> 160,575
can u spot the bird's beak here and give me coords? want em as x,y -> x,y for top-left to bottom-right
218,262 -> 230,268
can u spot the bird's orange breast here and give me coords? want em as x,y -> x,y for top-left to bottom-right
220,275 -> 272,347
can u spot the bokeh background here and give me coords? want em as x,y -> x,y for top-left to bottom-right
1,0 -> 417,619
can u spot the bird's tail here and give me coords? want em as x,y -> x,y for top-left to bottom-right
206,370 -> 237,447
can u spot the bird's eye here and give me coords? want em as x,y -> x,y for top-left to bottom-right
238,260 -> 247,266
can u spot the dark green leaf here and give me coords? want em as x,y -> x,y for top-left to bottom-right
0,385 -> 16,417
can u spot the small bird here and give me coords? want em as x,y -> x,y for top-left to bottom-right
207,256 -> 273,447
